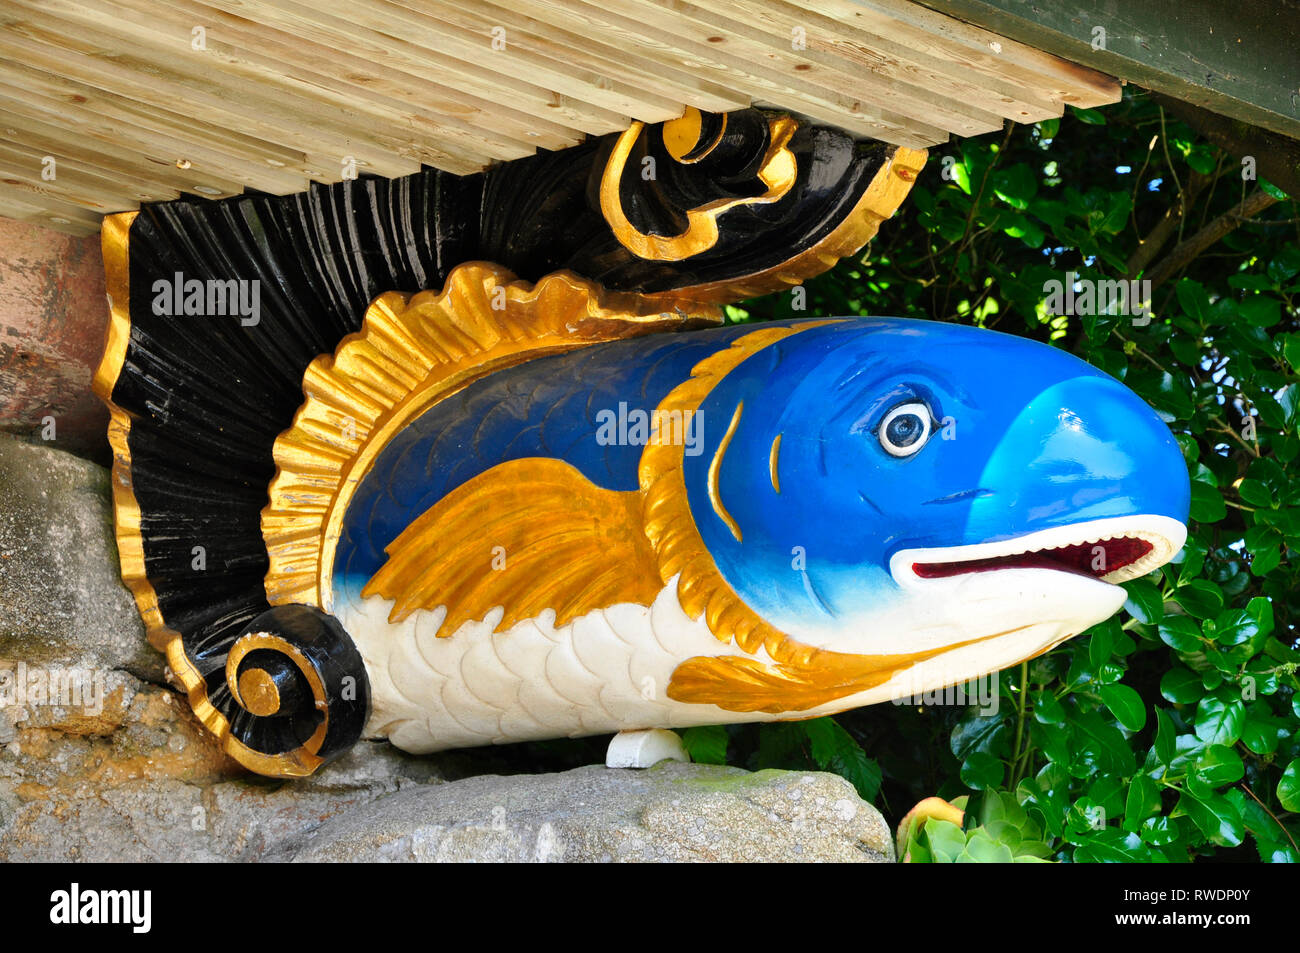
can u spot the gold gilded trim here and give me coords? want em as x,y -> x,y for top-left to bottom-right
92,212 -> 159,631
768,433 -> 782,494
237,668 -> 281,718
600,115 -> 798,261
641,145 -> 929,307
163,633 -> 325,776
707,400 -> 744,542
263,262 -> 720,612
226,632 -> 328,747
663,107 -> 726,164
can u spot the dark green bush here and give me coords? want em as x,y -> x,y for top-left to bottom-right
700,90 -> 1300,862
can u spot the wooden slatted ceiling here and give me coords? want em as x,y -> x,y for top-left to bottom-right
0,0 -> 1119,236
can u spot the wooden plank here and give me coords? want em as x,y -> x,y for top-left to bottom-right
621,0 -> 1007,136
0,140 -> 175,210
105,0 -> 578,156
5,1 -> 493,176
827,0 -> 1120,108
914,0 -> 1298,137
695,0 -> 1064,122
0,90 -> 272,198
226,0 -> 644,130
341,0 -> 686,123
200,0 -> 629,136
449,0 -> 750,115
0,106 -> 240,201
0,66 -> 312,196
0,188 -> 102,235
0,150 -> 137,215
0,0 -> 1143,232
522,0 -> 949,145
0,15 -> 426,180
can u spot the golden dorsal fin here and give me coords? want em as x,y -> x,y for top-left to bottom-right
362,458 -> 663,634
263,262 -> 719,611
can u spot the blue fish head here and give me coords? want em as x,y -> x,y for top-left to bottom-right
683,318 -> 1188,672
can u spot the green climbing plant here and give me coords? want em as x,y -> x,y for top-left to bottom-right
711,89 -> 1300,863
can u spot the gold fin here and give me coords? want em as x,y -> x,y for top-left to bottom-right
667,653 -> 918,714
263,263 -> 719,612
362,458 -> 663,635
667,630 -> 1017,714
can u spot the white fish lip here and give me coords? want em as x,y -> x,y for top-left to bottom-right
890,514 -> 1188,588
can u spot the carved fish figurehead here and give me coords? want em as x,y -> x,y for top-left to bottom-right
93,105 -> 1188,776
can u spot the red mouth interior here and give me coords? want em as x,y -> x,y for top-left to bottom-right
913,537 -> 1153,580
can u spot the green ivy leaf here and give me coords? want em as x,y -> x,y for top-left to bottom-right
1259,178 -> 1290,201
1177,787 -> 1244,846
1188,482 -> 1227,522
1241,701 -> 1290,755
1173,581 -> 1225,619
1089,619 -> 1115,668
1279,759 -> 1300,813
950,712 -> 1010,760
1121,579 -> 1164,624
1192,744 -> 1245,788
961,751 -> 1005,791
1245,596 -> 1275,638
680,725 -> 728,765
1139,815 -> 1180,846
1237,478 -> 1274,508
1158,616 -> 1203,653
1283,333 -> 1300,374
1212,609 -> 1261,647
1194,696 -> 1246,746
1154,707 -> 1178,765
1175,278 -> 1211,325
1033,690 -> 1067,727
1070,105 -> 1106,125
803,718 -> 882,801
1099,683 -> 1146,731
1160,667 -> 1204,704
1123,773 -> 1160,830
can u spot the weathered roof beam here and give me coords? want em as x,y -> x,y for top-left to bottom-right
913,0 -> 1300,139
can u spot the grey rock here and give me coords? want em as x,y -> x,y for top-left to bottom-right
0,435 -> 162,682
277,762 -> 894,863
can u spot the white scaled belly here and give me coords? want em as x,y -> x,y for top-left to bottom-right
334,576 -> 769,753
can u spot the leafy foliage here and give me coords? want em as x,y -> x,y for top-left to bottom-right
679,718 -> 881,801
899,793 -> 1053,863
718,90 -> 1300,862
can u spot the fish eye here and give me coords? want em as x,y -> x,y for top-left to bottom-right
878,401 -> 932,457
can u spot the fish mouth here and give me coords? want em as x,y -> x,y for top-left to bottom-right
891,515 -> 1187,587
